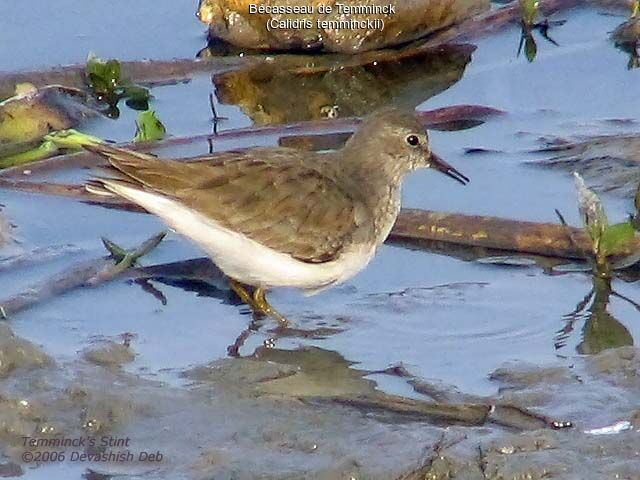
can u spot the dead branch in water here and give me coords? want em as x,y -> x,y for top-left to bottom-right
0,171 -> 632,262
390,209 -> 640,260
0,104 -> 504,178
0,57 -> 252,101
0,233 -> 164,319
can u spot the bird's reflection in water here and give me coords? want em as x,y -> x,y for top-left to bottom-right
128,245 -> 640,360
128,257 -> 344,357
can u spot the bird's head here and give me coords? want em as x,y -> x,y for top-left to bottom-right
345,107 -> 469,185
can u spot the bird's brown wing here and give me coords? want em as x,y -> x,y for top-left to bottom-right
85,143 -> 365,263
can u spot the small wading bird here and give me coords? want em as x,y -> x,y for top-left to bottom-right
85,108 -> 468,323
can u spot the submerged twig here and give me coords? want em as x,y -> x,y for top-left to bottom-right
319,392 -> 571,430
611,289 -> 640,311
396,433 -> 465,480
88,232 -> 166,285
0,232 -> 165,318
0,244 -> 81,273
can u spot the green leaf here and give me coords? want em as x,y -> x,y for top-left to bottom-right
0,140 -> 58,168
133,110 -> 166,142
600,221 -> 636,255
520,0 -> 539,26
0,129 -> 103,169
43,129 -> 102,149
524,33 -> 537,63
85,54 -> 122,96
123,85 -> 151,111
85,54 -> 155,115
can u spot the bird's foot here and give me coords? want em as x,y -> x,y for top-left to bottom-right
228,279 -> 288,326
253,287 -> 288,326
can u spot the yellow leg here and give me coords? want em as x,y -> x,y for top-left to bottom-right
253,288 -> 288,326
228,279 -> 288,326
228,278 -> 257,310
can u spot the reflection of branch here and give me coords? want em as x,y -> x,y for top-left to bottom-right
227,316 -> 264,357
538,19 -> 565,45
558,275 -> 635,354
208,91 -> 228,138
133,278 -> 167,305
556,288 -> 595,349
568,288 -> 595,317
611,289 -> 640,311
517,18 -> 566,62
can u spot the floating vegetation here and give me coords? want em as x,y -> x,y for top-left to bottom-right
0,84 -> 99,148
0,79 -> 165,167
0,129 -> 101,169
84,53 -> 151,117
553,173 -> 639,278
133,110 -> 166,142
520,0 -> 539,26
573,173 -> 638,275
517,0 -> 566,62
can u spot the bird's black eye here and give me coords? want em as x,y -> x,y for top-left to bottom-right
406,134 -> 420,146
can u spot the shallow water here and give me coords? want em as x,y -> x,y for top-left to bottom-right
1,1 -> 640,478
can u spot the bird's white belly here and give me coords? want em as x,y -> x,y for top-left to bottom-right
106,183 -> 375,292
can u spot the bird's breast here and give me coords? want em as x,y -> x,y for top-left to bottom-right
372,185 -> 402,245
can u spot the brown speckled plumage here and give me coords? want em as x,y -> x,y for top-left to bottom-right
85,107 -> 467,269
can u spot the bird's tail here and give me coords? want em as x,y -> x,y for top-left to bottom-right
83,143 -> 155,198
84,142 -> 157,165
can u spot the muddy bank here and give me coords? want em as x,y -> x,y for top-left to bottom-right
0,210 -> 13,248
0,321 -> 638,478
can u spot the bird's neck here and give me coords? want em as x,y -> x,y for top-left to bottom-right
326,149 -> 405,241
338,142 -> 406,201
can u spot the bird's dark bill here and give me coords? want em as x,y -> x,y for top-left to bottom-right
429,152 -> 469,185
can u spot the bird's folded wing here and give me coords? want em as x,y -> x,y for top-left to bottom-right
86,143 -> 364,263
